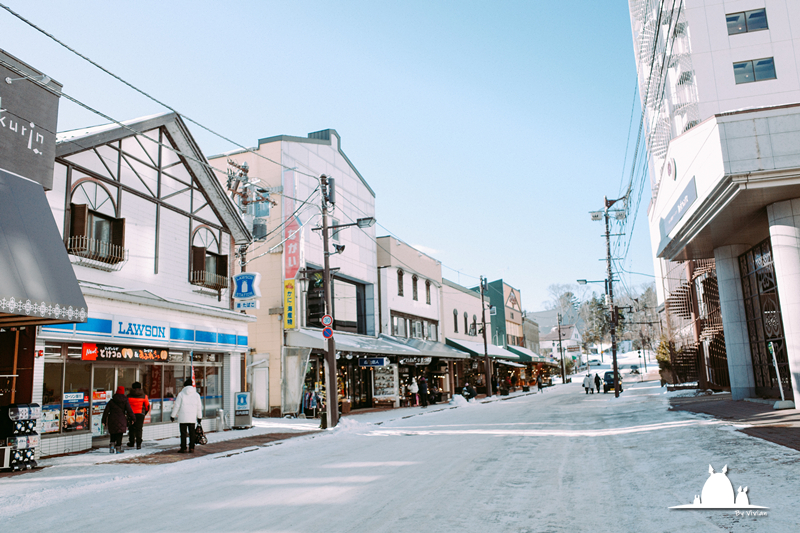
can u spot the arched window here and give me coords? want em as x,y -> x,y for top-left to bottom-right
397,269 -> 404,297
412,275 -> 419,301
68,179 -> 125,264
425,280 -> 431,305
453,309 -> 458,334
464,311 -> 469,335
472,315 -> 478,336
191,226 -> 228,290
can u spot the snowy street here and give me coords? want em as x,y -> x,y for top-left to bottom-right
2,380 -> 799,533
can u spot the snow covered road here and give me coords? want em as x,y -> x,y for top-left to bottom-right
1,381 -> 798,532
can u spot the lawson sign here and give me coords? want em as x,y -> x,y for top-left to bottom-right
115,316 -> 169,340
233,272 -> 262,300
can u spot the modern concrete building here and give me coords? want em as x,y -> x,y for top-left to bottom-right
629,0 -> 800,402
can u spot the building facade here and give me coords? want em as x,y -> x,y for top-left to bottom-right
630,0 -> 800,402
35,113 -> 253,456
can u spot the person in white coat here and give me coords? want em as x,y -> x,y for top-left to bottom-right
582,374 -> 593,395
171,378 -> 203,453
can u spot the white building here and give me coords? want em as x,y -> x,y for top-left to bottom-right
35,113 -> 253,457
629,0 -> 800,402
210,130 -> 424,415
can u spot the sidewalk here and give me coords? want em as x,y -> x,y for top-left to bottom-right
669,392 -> 800,451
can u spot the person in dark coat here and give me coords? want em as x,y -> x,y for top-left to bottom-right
537,374 -> 544,393
127,382 -> 150,449
594,373 -> 601,394
418,375 -> 429,407
102,386 -> 134,454
465,382 -> 477,401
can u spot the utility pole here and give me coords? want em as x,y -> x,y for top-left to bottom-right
604,195 -> 620,398
558,312 -> 565,383
480,276 -> 493,397
321,175 -> 338,428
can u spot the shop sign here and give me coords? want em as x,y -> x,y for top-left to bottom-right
399,357 -> 432,366
283,169 -> 301,280
63,392 -> 86,405
81,342 -> 169,362
662,177 -> 697,235
0,54 -> 61,189
284,279 -> 296,329
115,315 -> 169,340
232,272 -> 262,300
235,300 -> 259,310
358,357 -> 389,367
235,392 -> 251,416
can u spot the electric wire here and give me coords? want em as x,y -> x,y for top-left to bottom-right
0,2 -> 321,181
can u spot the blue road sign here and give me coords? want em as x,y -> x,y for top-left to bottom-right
322,327 -> 334,339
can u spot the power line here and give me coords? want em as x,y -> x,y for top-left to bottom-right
0,2 -> 321,182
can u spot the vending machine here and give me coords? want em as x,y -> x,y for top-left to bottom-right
0,403 -> 41,471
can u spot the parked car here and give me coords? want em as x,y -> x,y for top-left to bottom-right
603,371 -> 623,393
588,359 -> 601,366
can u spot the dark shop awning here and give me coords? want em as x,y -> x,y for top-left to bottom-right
0,168 -> 87,325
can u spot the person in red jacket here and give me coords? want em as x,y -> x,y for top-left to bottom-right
126,382 -> 150,449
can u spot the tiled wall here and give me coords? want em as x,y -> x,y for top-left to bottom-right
38,419 -> 221,458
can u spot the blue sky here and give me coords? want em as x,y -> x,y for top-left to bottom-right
3,1 -> 653,309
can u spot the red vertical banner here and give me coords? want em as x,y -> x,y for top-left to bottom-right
283,170 -> 300,280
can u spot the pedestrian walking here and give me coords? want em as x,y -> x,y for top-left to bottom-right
126,381 -> 150,449
170,378 -> 203,453
582,374 -> 592,394
594,373 -> 601,394
418,375 -> 429,408
409,377 -> 419,406
102,386 -> 135,454
537,374 -> 544,393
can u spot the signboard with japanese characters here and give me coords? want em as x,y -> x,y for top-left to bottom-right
81,343 -> 169,362
283,169 -> 301,279
284,279 -> 296,329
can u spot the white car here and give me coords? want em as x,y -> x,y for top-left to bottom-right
588,359 -> 601,366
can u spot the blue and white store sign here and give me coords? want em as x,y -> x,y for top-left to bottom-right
233,273 -> 262,300
358,357 -> 389,367
40,313 -> 248,352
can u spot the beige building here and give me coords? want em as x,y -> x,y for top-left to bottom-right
209,129 -> 379,416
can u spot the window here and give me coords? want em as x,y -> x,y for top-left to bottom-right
464,312 -> 468,335
726,8 -> 768,35
397,269 -> 404,297
734,57 -> 776,84
412,276 -> 419,301
472,316 -> 478,336
191,227 -> 229,290
412,320 -> 423,339
428,322 -> 437,341
331,218 -> 341,242
453,309 -> 458,333
68,181 -> 125,265
425,281 -> 431,305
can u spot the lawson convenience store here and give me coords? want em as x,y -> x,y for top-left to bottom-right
34,304 -> 250,457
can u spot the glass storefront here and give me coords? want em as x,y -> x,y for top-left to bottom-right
41,342 -> 225,436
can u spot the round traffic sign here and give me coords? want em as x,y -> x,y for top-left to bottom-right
321,314 -> 333,327
322,327 -> 334,339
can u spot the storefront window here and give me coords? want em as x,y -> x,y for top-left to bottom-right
63,363 -> 91,432
41,346 -> 63,434
141,364 -> 164,423
92,366 -> 115,436
204,366 -> 222,417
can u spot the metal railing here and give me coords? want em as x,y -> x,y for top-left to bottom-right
190,270 -> 228,291
67,235 -> 128,271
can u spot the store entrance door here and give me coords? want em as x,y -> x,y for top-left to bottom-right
91,364 -> 139,436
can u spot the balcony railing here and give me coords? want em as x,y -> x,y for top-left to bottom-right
67,235 -> 128,272
190,270 -> 228,291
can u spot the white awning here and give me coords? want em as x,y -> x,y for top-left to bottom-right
495,360 -> 526,368
286,328 -> 421,357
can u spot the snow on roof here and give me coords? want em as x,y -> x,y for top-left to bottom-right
57,112 -> 171,143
